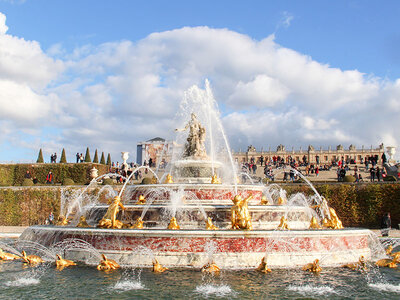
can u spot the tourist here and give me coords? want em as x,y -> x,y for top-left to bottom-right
24,170 -> 32,179
80,153 -> 84,162
252,164 -> 257,175
336,168 -> 341,182
376,166 -> 381,182
46,171 -> 53,184
53,153 -> 57,163
48,211 -> 54,225
382,153 -> 387,164
339,167 -> 346,181
260,156 -> 264,166
50,153 -> 54,163
381,212 -> 391,237
358,174 -> 363,182
33,176 -> 38,184
370,166 -> 376,182
76,152 -> 80,163
315,166 -> 319,177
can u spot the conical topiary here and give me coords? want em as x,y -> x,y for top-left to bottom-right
106,153 -> 111,166
100,152 -> 106,164
93,149 -> 99,163
36,148 -> 44,163
84,147 -> 91,162
60,148 -> 67,163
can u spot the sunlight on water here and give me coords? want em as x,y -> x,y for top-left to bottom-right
195,284 -> 234,297
4,277 -> 40,287
112,280 -> 145,292
287,284 -> 336,296
369,283 -> 400,293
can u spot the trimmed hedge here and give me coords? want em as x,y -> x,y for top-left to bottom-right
0,163 -> 109,186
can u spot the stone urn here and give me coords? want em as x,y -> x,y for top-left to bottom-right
121,152 -> 129,170
90,167 -> 98,180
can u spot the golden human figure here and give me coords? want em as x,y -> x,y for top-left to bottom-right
201,261 -> 220,274
152,258 -> 168,273
76,216 -> 90,228
132,217 -> 144,229
309,216 -> 321,229
277,196 -> 286,205
56,254 -> 76,270
97,254 -> 120,271
211,174 -> 221,184
205,217 -> 218,230
323,207 -> 343,229
164,174 -> 174,184
256,257 -> 272,273
56,215 -> 69,226
302,259 -> 322,273
136,195 -> 146,204
98,196 -> 126,229
21,250 -> 44,265
260,195 -> 269,205
277,216 -> 289,230
167,217 -> 180,230
231,194 -> 253,230
0,248 -> 20,260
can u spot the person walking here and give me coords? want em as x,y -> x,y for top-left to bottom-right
376,166 -> 381,182
381,212 -> 391,237
46,171 -> 53,184
370,166 -> 376,182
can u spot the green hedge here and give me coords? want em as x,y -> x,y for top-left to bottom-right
0,163 -> 109,186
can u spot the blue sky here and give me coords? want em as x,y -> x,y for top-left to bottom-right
0,0 -> 400,162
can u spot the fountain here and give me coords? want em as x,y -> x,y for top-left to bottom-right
19,80 -> 386,269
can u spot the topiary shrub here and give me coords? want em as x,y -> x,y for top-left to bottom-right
343,175 -> 356,183
102,178 -> 114,185
100,152 -> 106,164
383,175 -> 397,182
22,178 -> 34,186
84,147 -> 91,162
141,177 -> 153,184
36,149 -> 44,163
62,178 -> 75,185
93,149 -> 99,163
60,148 -> 67,163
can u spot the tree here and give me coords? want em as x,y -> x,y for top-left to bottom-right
100,152 -> 106,164
93,149 -> 99,163
106,153 -> 111,166
60,148 -> 67,163
36,148 -> 44,163
84,147 -> 91,162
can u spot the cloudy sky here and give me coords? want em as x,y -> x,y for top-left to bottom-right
0,0 -> 400,163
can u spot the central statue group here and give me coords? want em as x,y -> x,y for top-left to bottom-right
175,113 -> 207,159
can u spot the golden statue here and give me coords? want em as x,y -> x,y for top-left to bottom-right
386,245 -> 393,256
167,217 -> 180,230
21,250 -> 44,265
309,217 -> 321,229
302,259 -> 322,273
136,195 -> 146,205
98,196 -> 126,229
256,257 -> 272,273
375,258 -> 398,268
56,215 -> 69,226
56,254 -> 76,270
323,207 -> 343,229
277,196 -> 286,205
231,194 -> 253,230
132,217 -> 144,229
97,254 -> 120,271
260,195 -> 269,205
152,258 -> 168,273
0,248 -> 20,260
343,256 -> 368,271
76,216 -> 90,228
164,174 -> 174,184
277,216 -> 289,230
205,217 -> 218,230
211,174 -> 221,184
201,261 -> 220,274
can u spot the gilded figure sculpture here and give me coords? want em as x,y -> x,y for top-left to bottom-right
375,258 -> 398,268
309,217 -> 321,229
136,195 -> 146,204
277,216 -> 289,230
260,195 -> 269,205
97,196 -> 126,229
21,250 -> 44,265
175,113 -> 207,159
323,207 -> 343,229
256,257 -> 272,273
164,174 -> 174,184
211,174 -> 221,184
343,256 -> 368,271
0,248 -> 20,260
56,254 -> 76,270
152,258 -> 168,273
302,259 -> 322,273
201,261 -> 220,274
277,196 -> 286,205
132,217 -> 144,229
97,254 -> 120,271
168,217 -> 180,230
386,245 -> 400,257
76,216 -> 90,228
231,194 -> 253,230
56,215 -> 69,226
205,217 -> 218,230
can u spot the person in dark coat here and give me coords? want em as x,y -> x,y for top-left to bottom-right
381,212 -> 391,237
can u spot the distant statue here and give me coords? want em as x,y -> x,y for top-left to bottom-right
231,194 -> 253,230
175,113 -> 207,159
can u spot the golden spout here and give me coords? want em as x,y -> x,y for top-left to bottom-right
152,258 -> 168,273
56,254 -> 76,270
256,257 -> 272,273
167,217 -> 180,230
309,216 -> 321,229
211,174 -> 221,184
343,256 -> 368,271
277,216 -> 289,230
136,195 -> 146,205
260,195 -> 269,205
231,194 -> 253,230
0,248 -> 20,261
76,216 -> 90,228
164,174 -> 174,184
21,250 -> 44,265
205,217 -> 218,230
97,254 -> 120,271
302,259 -> 322,273
201,261 -> 220,274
